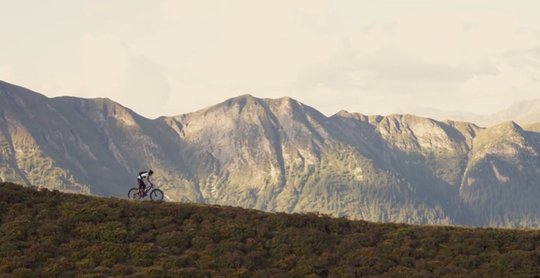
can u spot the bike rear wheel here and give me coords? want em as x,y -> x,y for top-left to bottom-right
150,189 -> 164,201
128,187 -> 140,199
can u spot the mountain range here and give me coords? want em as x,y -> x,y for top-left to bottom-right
1,80 -> 540,228
410,99 -> 540,127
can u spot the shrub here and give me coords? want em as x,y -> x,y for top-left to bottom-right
129,243 -> 157,267
2,182 -> 540,277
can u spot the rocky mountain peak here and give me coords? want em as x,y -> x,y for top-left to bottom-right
331,111 -> 384,129
0,80 -> 48,101
222,94 -> 259,108
445,120 -> 480,138
376,114 -> 469,153
0,81 -> 51,119
334,110 -> 369,121
54,96 -> 140,127
475,121 -> 525,143
495,121 -> 523,133
469,121 -> 532,164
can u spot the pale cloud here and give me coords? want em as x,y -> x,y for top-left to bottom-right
80,34 -> 130,97
53,34 -> 171,118
156,0 -> 338,93
461,47 -> 540,107
1,1 -> 540,118
385,12 -> 537,63
297,48 -> 499,91
0,66 -> 16,84
292,8 -> 540,115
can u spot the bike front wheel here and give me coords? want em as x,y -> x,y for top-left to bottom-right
150,189 -> 164,201
128,187 -> 140,199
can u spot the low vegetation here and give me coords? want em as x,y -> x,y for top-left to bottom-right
1,182 -> 540,277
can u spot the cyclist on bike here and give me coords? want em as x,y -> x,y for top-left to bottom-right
137,169 -> 154,197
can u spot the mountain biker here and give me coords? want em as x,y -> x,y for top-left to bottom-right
137,170 -> 154,197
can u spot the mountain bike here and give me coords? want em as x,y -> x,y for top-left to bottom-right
127,183 -> 164,201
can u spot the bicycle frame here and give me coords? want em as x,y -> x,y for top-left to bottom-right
139,183 -> 156,195
129,183 -> 164,201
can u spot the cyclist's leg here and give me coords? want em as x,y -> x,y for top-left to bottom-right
137,179 -> 145,197
142,179 -> 151,196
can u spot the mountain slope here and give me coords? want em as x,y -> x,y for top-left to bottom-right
3,182 -> 540,277
460,122 -> 540,227
166,96 -> 477,224
2,80 -> 540,227
0,81 -> 206,200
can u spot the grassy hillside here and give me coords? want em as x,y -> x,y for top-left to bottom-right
1,182 -> 540,277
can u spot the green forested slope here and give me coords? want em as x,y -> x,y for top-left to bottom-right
1,182 -> 540,277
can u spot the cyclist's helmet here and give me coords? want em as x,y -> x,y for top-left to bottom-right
148,170 -> 154,176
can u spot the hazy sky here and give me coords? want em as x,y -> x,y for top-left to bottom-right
1,0 -> 540,118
